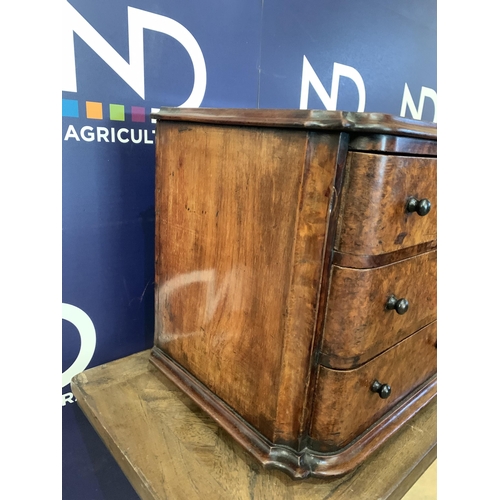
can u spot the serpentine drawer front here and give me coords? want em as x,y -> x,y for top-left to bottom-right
320,250 -> 437,369
335,152 -> 437,258
150,108 -> 437,479
310,322 -> 437,451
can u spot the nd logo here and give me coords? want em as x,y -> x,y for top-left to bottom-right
62,1 -> 207,107
62,303 -> 96,388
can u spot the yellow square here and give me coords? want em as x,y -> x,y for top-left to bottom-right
86,101 -> 103,120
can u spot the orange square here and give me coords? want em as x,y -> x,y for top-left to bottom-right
86,101 -> 103,120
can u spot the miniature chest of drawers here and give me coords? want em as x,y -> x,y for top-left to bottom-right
150,108 -> 437,479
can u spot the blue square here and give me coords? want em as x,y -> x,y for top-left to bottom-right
62,99 -> 79,118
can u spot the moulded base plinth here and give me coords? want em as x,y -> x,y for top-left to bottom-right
149,346 -> 437,480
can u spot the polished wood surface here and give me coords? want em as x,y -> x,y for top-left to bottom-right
154,122 -> 340,444
310,322 -> 437,450
151,109 -> 438,476
151,344 -> 436,479
321,251 -> 437,368
151,108 -> 437,139
348,134 -> 437,156
274,131 -> 346,445
71,350 -> 437,499
336,152 -> 437,257
332,240 -> 437,269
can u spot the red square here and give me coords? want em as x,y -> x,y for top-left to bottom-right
131,106 -> 146,122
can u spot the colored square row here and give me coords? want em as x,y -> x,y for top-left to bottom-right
62,99 -> 159,122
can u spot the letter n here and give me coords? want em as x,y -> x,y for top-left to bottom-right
400,84 -> 437,122
299,56 -> 366,111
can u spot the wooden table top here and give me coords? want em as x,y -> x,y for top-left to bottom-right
71,350 -> 436,500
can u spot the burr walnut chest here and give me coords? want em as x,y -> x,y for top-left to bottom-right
149,108 -> 437,479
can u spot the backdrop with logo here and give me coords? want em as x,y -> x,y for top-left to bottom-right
62,1 -> 436,497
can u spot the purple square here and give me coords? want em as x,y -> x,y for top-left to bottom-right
131,106 -> 146,122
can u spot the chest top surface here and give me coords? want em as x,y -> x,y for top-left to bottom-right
151,108 -> 437,140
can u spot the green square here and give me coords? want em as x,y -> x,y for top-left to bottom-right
109,104 -> 125,121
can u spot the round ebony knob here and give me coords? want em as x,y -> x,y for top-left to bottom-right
386,295 -> 409,315
406,197 -> 431,216
371,380 -> 391,399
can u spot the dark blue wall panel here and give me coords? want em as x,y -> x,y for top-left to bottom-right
259,0 -> 436,119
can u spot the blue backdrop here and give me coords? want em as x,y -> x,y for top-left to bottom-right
62,1 -> 436,497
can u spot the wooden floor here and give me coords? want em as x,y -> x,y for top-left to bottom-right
72,350 -> 436,500
403,460 -> 437,499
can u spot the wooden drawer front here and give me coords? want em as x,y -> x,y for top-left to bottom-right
321,250 -> 436,369
336,152 -> 436,257
310,322 -> 437,451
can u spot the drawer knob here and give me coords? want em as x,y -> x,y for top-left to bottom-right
386,295 -> 409,315
371,380 -> 392,399
406,197 -> 431,216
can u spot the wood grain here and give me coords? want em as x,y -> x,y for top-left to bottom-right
155,122 -> 338,445
298,131 -> 350,449
151,108 -> 437,139
332,240 -> 437,269
151,111 -> 438,472
348,134 -> 437,156
151,346 -> 436,479
335,152 -> 437,256
273,131 -> 345,446
321,251 -> 437,368
71,350 -> 437,499
310,322 -> 437,450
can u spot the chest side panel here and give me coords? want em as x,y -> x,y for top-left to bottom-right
154,122 -> 334,442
